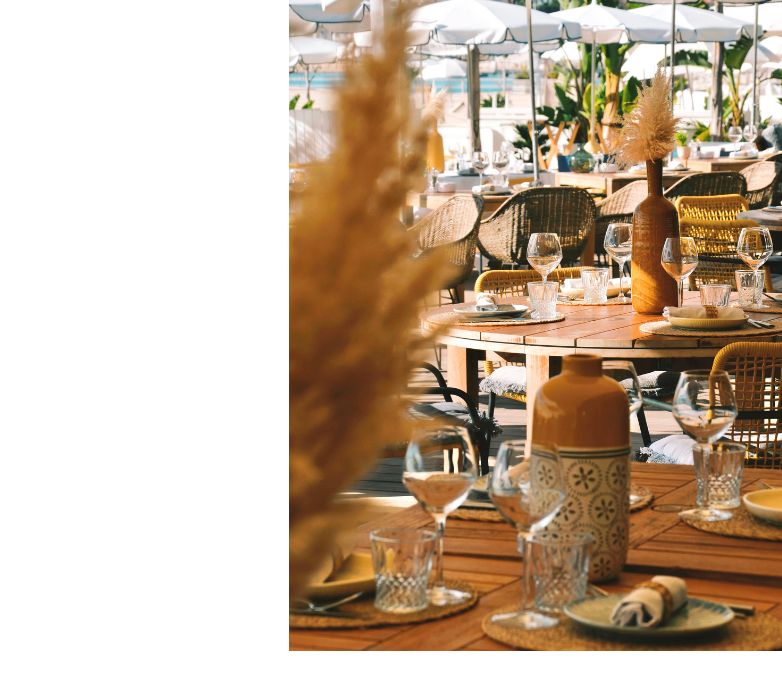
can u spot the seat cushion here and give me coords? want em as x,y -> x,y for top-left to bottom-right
480,365 -> 527,397
409,400 -> 473,426
641,434 -> 694,465
622,371 -> 680,399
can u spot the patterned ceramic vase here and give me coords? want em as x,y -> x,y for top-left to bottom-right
531,355 -> 630,582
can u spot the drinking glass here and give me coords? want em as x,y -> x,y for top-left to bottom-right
671,370 -> 738,522
527,281 -> 559,320
488,440 -> 566,629
661,237 -> 699,308
492,150 -> 510,186
529,532 -> 593,612
736,269 -> 765,308
472,151 -> 489,186
737,227 -> 773,307
580,267 -> 610,304
699,284 -> 731,307
742,123 -> 757,144
370,528 -> 437,613
403,424 -> 478,605
604,222 -> 632,301
527,232 -> 563,283
727,125 -> 743,152
692,441 -> 745,520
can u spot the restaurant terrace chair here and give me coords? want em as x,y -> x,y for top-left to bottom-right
663,171 -> 747,201
594,180 -> 647,262
644,342 -> 782,469
409,194 -> 482,303
740,161 -> 782,210
674,194 -> 748,222
473,267 -> 655,447
678,216 -> 774,291
476,187 -> 595,269
404,363 -> 499,475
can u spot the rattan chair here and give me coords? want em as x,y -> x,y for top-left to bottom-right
476,187 -> 595,268
740,161 -> 782,210
594,180 -> 647,261
409,195 -> 482,303
645,342 -> 782,469
678,217 -> 774,291
663,172 -> 747,201
674,194 -> 748,221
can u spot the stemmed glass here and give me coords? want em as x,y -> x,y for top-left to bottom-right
604,222 -> 632,301
403,424 -> 478,606
492,150 -> 510,186
727,125 -> 743,153
527,233 -> 563,283
672,370 -> 738,522
472,151 -> 489,186
737,226 -> 773,308
661,237 -> 698,308
742,123 -> 757,146
488,441 -> 566,629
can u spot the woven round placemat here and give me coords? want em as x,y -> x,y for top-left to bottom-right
679,504 -> 782,541
639,320 -> 781,338
451,487 -> 654,522
482,606 -> 782,650
428,312 -> 565,327
289,580 -> 478,629
558,297 -> 632,306
734,303 -> 782,314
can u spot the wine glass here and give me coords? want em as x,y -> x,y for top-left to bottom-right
661,237 -> 698,308
488,441 -> 566,629
492,150 -> 510,186
742,122 -> 757,145
672,370 -> 738,522
604,222 -> 632,302
737,226 -> 773,308
472,151 -> 489,187
403,424 -> 478,606
602,361 -> 651,506
727,125 -> 743,153
527,233 -> 563,283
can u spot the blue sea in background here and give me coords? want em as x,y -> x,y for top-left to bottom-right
289,71 -> 513,94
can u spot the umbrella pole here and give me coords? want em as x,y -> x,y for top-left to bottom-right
591,33 -> 596,154
670,0 -> 677,110
525,0 -> 539,183
305,64 -> 312,102
467,45 -> 481,152
752,1 -> 759,130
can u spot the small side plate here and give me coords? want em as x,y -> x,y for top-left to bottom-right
743,488 -> 782,526
453,303 -> 529,319
564,595 -> 734,639
668,316 -> 746,330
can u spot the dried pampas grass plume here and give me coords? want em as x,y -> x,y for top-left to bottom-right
289,4 -> 451,600
615,70 -> 679,167
424,87 -> 447,123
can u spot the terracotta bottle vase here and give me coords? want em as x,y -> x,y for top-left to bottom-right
531,355 -> 630,582
631,159 -> 679,314
426,123 -> 445,173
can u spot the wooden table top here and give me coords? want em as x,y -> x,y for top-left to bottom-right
738,208 -> 782,230
686,157 -> 761,173
422,290 -> 782,359
289,463 -> 782,651
553,169 -> 695,196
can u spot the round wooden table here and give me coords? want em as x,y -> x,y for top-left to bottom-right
422,291 -> 782,451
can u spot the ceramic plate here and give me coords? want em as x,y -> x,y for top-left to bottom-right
742,488 -> 782,526
668,316 -> 746,330
762,206 -> 782,213
453,303 -> 528,319
306,552 -> 375,599
564,596 -> 734,639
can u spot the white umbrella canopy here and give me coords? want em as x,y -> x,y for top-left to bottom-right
288,0 -> 371,34
553,0 -> 671,44
623,41 -> 709,80
724,1 -> 782,37
409,0 -> 581,45
421,57 -> 468,80
630,4 -> 759,42
290,8 -> 318,37
289,36 -> 343,68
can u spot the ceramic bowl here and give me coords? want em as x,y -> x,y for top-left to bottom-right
742,488 -> 782,526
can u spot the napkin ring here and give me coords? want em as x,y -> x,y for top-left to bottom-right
637,580 -> 675,620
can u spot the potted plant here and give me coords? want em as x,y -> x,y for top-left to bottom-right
675,131 -> 691,166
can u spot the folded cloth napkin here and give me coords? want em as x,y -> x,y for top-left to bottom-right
664,306 -> 745,320
475,292 -> 498,311
310,534 -> 356,585
610,576 -> 688,628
